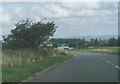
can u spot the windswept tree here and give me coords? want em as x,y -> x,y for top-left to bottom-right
3,19 -> 57,49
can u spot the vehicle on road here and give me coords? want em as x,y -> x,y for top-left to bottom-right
57,44 -> 73,50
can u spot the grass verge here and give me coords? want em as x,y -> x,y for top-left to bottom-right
2,54 -> 74,82
79,47 -> 120,55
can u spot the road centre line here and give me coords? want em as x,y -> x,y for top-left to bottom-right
105,60 -> 120,70
100,58 -> 120,70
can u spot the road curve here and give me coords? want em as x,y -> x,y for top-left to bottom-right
23,51 -> 118,82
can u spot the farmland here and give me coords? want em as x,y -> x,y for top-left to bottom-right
79,47 -> 120,55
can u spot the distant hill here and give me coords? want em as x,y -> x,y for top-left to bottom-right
55,35 -> 118,41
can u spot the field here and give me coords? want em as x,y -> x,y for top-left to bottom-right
79,47 -> 120,55
2,48 -> 74,82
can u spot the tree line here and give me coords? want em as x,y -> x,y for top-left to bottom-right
51,37 -> 120,49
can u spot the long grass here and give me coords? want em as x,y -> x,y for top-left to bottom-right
80,47 -> 120,55
2,48 -> 64,68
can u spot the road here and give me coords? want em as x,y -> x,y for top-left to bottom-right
23,51 -> 119,82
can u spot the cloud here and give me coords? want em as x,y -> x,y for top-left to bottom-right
14,7 -> 25,17
1,2 -> 118,38
83,2 -> 100,9
60,2 -> 100,9
39,4 -> 69,18
31,6 -> 37,10
49,5 -> 69,17
14,7 -> 22,14
30,2 -> 106,18
78,9 -> 97,16
102,10 -> 113,15
2,0 -> 119,2
0,7 -> 11,24
1,14 -> 11,24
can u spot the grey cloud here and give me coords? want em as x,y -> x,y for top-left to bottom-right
2,2 -> 118,38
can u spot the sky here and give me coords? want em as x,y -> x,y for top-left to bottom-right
0,0 -> 119,39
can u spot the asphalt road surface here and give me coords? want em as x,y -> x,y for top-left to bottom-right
23,51 -> 119,82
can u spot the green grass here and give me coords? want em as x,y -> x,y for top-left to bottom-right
79,47 -> 120,55
2,54 -> 74,82
0,68 -> 2,83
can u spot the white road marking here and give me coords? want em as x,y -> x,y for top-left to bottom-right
100,57 -> 120,70
115,66 -> 120,69
103,59 -> 120,70
105,60 -> 111,64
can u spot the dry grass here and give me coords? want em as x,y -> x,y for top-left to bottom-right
2,48 -> 64,68
80,47 -> 120,55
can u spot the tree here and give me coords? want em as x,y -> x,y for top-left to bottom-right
94,38 -> 98,46
89,39 -> 95,46
107,37 -> 117,46
3,19 -> 57,49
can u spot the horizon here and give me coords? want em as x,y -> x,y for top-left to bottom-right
50,34 -> 118,39
0,34 -> 118,41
